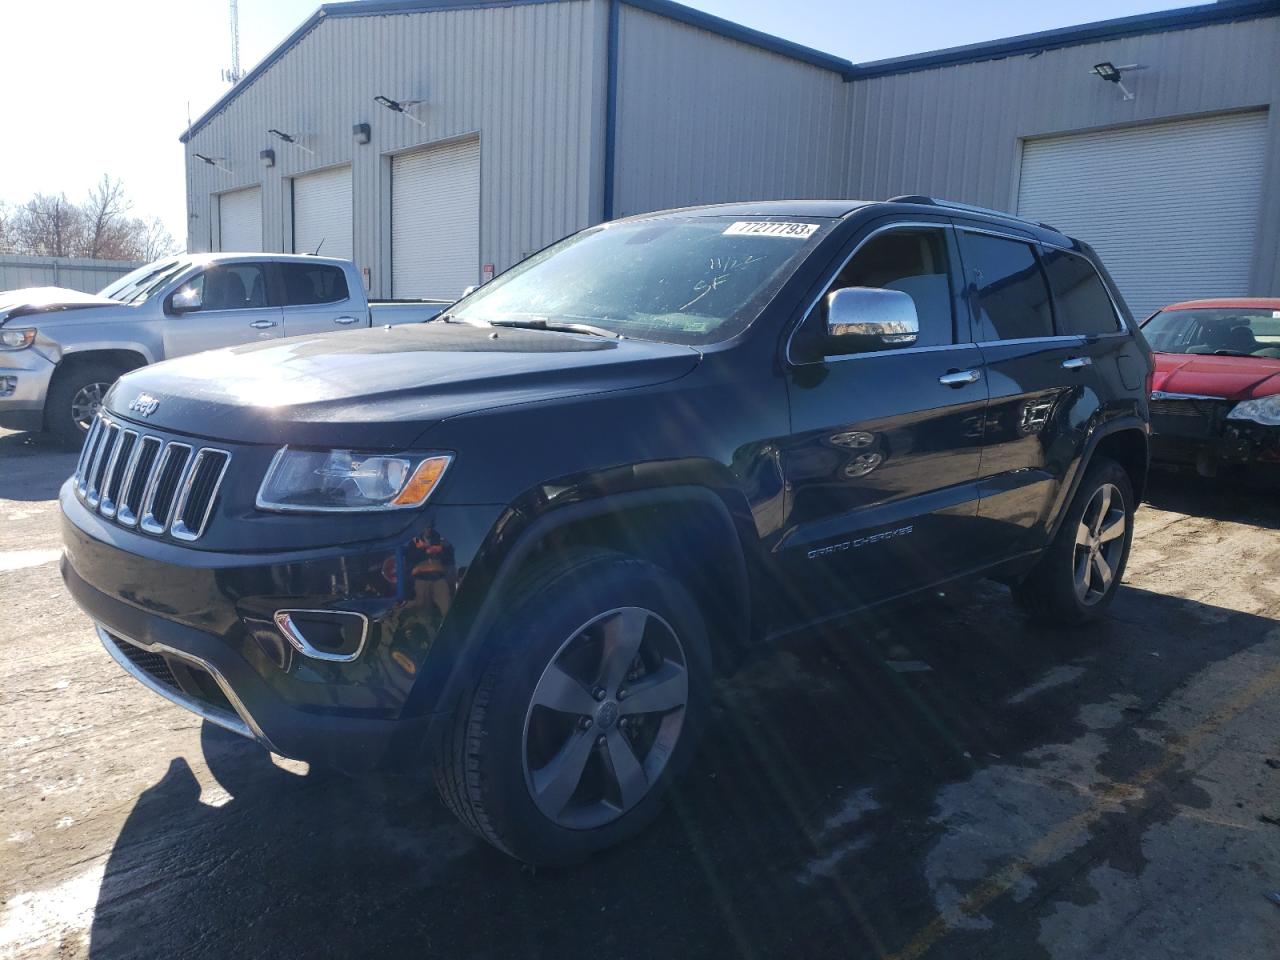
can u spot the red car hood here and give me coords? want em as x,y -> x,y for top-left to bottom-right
1152,353 -> 1280,402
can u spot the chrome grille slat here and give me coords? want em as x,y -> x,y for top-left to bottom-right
85,423 -> 121,508
74,413 -> 230,542
140,442 -> 193,535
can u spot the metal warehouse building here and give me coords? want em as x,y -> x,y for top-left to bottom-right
182,0 -> 1280,317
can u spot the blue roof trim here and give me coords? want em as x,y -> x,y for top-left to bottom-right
848,0 -> 1280,80
618,0 -> 854,75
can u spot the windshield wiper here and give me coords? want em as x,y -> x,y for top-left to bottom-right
489,318 -> 625,339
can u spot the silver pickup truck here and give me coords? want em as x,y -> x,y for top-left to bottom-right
0,253 -> 448,443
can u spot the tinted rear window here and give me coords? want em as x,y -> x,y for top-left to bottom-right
281,263 -> 349,306
1042,249 -> 1121,336
958,232 -> 1053,341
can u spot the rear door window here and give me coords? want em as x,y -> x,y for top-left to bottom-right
279,263 -> 350,306
958,232 -> 1053,342
1041,249 -> 1122,336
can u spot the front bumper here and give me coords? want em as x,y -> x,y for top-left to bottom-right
0,348 -> 55,430
60,482 -> 502,772
1149,396 -> 1280,473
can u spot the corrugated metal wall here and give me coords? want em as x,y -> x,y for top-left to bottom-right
185,0 -> 607,297
0,256 -> 142,294
844,16 -> 1280,294
611,5 -> 849,218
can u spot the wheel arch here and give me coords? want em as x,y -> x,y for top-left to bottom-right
413,482 -> 757,726
1048,417 -> 1149,542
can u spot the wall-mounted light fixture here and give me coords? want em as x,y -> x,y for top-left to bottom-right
374,95 -> 427,128
1090,62 -> 1146,101
192,152 -> 232,173
259,148 -> 276,168
268,128 -> 316,155
353,122 -> 371,145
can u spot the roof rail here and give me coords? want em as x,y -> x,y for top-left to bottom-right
887,195 -> 1059,233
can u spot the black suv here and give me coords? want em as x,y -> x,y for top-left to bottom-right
60,198 -> 1152,864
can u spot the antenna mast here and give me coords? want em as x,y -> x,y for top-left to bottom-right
221,0 -> 243,84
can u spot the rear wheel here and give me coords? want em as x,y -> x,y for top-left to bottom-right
434,550 -> 710,865
45,359 -> 128,447
1014,456 -> 1135,625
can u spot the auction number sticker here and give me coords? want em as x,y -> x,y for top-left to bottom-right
723,221 -> 819,239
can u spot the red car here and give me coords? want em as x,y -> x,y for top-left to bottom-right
1141,298 -> 1280,475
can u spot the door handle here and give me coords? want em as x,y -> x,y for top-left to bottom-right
249,319 -> 277,329
939,369 -> 982,387
334,316 -> 361,325
1061,356 -> 1092,370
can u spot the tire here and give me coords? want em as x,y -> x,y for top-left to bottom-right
1013,455 -> 1135,625
45,359 -> 128,447
434,549 -> 711,865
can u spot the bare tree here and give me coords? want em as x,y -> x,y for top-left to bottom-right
135,216 -> 181,261
0,201 -> 12,254
82,176 -> 134,259
11,194 -> 86,258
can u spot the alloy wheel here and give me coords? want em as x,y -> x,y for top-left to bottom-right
523,606 -> 689,830
70,382 -> 111,432
1073,482 -> 1127,606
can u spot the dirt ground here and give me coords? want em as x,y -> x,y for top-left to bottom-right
1,425 -> 1278,960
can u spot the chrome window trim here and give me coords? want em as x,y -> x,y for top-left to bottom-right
96,625 -> 273,748
170,448 -> 232,541
953,223 -> 1038,244
785,220 -> 960,367
97,428 -> 138,519
140,442 -> 193,535
976,335 -> 1085,348
272,609 -> 370,663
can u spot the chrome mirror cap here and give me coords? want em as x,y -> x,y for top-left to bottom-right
825,286 -> 919,348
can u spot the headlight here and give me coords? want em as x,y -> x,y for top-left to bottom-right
1226,395 -> 1280,427
256,448 -> 452,512
0,328 -> 36,350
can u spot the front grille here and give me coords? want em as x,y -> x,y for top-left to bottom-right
74,413 -> 230,541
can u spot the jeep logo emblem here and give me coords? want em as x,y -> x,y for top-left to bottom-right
129,393 -> 159,417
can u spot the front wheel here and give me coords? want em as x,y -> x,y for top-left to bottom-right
434,550 -> 711,865
45,359 -> 128,447
1013,456 -> 1135,625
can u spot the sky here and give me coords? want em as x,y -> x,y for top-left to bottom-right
0,0 -> 1193,250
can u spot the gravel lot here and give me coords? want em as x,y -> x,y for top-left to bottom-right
2,426 -> 1278,960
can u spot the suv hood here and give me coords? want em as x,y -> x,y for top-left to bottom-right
1152,352 -> 1280,402
0,286 -> 121,324
104,323 -> 702,447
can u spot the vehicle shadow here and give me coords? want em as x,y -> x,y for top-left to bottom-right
1143,468 -> 1280,530
0,430 -> 79,501
87,583 -> 1278,960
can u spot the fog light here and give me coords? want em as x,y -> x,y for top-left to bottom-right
0,376 -> 16,398
274,609 -> 369,662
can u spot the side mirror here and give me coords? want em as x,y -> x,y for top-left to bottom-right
825,287 -> 919,354
169,284 -> 203,315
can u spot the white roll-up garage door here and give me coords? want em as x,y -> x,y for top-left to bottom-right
391,138 -> 480,300
218,186 -> 263,253
293,166 -> 353,261
1016,111 -> 1267,320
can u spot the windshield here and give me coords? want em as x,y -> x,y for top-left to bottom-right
448,215 -> 833,344
1143,307 -> 1280,359
98,258 -> 190,305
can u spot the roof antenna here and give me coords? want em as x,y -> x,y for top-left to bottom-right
313,238 -> 325,256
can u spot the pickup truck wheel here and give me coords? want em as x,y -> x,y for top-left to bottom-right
46,360 -> 127,447
435,550 -> 711,865
1013,456 -> 1134,625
